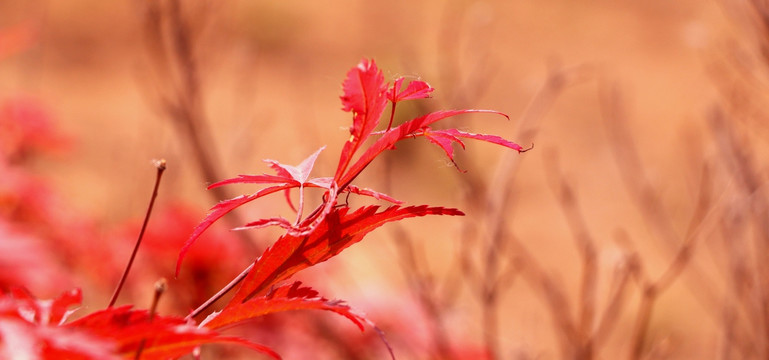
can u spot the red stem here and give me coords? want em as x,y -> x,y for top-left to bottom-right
387,101 -> 397,131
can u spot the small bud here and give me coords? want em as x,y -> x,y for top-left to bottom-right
154,278 -> 167,295
152,159 -> 167,171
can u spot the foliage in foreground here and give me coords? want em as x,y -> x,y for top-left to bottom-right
0,59 -> 525,359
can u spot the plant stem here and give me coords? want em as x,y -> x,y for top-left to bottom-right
386,101 -> 397,131
108,160 -> 166,308
186,263 -> 253,321
135,278 -> 168,360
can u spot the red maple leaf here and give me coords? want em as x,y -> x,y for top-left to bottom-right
176,145 -> 403,275
201,281 -> 365,332
228,205 -> 463,304
385,77 -> 434,130
175,59 -> 527,359
67,305 -> 280,359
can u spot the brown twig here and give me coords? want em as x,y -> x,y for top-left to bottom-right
600,83 -> 721,317
543,151 -> 599,359
468,64 -> 589,359
109,160 -> 166,308
185,262 -> 253,321
134,278 -> 168,360
709,106 -> 769,358
626,163 -> 713,360
137,0 -> 259,254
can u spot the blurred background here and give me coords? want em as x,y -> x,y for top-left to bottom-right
2,0 -> 769,359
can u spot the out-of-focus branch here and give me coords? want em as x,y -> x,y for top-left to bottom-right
137,0 -> 258,253
469,64 -> 589,359
543,152 -> 599,359
709,106 -> 769,358
625,163 -> 714,360
600,84 -> 719,314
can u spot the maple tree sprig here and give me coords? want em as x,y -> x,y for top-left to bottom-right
169,59 -> 527,359
109,159 -> 166,308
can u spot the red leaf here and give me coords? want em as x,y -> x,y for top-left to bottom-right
0,289 -> 120,360
207,174 -> 296,188
228,205 -> 464,304
434,128 -> 525,153
178,149 -> 332,275
388,78 -> 434,103
236,217 -> 294,231
422,128 -> 526,169
422,128 -> 466,161
10,287 -> 82,325
346,185 -> 403,204
339,109 -> 509,188
335,59 -> 389,180
176,188 -> 288,276
202,281 -> 366,332
67,306 -> 280,360
340,59 -> 389,140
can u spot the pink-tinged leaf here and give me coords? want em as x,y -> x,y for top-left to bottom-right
210,147 -> 326,190
307,176 -> 333,188
202,281 -> 366,332
388,78 -> 434,103
265,146 -> 325,184
229,205 -> 464,304
346,185 -> 403,204
339,109 -> 508,188
335,59 -> 389,180
66,306 -> 280,360
185,148 -> 334,269
177,185 -> 293,276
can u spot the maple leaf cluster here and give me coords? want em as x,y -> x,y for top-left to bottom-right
1,58 -> 526,359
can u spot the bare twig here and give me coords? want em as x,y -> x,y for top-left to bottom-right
185,263 -> 253,321
600,84 -> 721,317
543,151 -> 599,358
137,0 -> 259,253
109,160 -> 166,308
626,163 -> 714,360
709,106 -> 769,358
469,64 -> 589,359
134,278 -> 168,360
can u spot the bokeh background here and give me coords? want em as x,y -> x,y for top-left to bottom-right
2,0 -> 769,359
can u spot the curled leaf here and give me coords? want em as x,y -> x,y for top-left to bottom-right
388,78 -> 434,103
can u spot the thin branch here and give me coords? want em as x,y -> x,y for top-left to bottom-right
109,160 -> 166,308
543,151 -> 598,358
134,278 -> 168,360
185,262 -> 253,321
627,163 -> 714,360
137,0 -> 259,253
